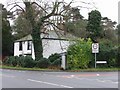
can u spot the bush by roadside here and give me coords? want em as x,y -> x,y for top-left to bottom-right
96,40 -> 119,68
67,38 -> 93,69
36,58 -> 50,68
2,53 -> 62,69
3,56 -> 35,68
48,53 -> 61,67
67,38 -> 119,69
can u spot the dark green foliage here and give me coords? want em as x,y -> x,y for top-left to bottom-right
48,53 -> 61,67
36,58 -> 50,68
23,56 -> 35,68
101,17 -> 117,43
17,56 -> 35,68
117,24 -> 120,47
51,59 -> 61,67
3,57 -> 12,66
86,10 -> 103,41
17,56 -> 26,67
48,53 -> 61,63
11,56 -> 18,67
117,24 -> 120,35
2,5 -> 14,56
12,13 -> 32,40
32,31 -> 43,61
118,46 -> 120,67
3,56 -> 18,67
96,40 -> 118,68
65,20 -> 87,38
4,56 -> 35,68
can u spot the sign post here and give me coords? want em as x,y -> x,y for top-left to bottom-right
92,43 -> 99,68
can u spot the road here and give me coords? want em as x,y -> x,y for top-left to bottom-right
0,69 -> 118,88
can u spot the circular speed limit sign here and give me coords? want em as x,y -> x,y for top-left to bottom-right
92,43 -> 99,53
93,44 -> 98,49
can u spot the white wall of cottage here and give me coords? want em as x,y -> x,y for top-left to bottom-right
14,39 -> 70,59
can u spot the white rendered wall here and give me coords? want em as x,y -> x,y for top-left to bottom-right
14,41 -> 32,56
43,39 -> 69,58
14,42 -> 20,56
14,40 -> 70,59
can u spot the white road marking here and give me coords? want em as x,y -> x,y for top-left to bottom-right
60,85 -> 73,88
27,79 -> 73,88
75,77 -> 118,84
18,71 -> 26,72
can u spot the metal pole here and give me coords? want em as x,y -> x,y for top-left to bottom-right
95,53 -> 96,68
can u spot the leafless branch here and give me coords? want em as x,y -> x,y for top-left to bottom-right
45,21 -> 63,31
77,6 -> 92,10
79,1 -> 91,5
8,3 -> 25,12
6,2 -> 23,7
31,2 -> 48,14
59,0 -> 73,14
42,1 -> 61,21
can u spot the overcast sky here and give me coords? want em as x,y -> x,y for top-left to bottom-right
0,0 -> 119,24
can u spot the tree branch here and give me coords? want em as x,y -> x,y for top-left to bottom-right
59,0 -> 73,14
45,21 -> 64,31
42,1 -> 60,21
8,3 -> 25,12
31,2 -> 48,14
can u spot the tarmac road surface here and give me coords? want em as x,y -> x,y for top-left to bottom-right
0,69 -> 119,88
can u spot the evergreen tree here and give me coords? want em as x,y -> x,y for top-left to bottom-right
2,4 -> 14,57
86,10 -> 103,42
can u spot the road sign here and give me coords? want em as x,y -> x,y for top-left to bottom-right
92,43 -> 99,68
92,43 -> 99,53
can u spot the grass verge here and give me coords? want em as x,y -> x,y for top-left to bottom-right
68,68 -> 119,72
0,65 -> 119,72
0,65 -> 61,71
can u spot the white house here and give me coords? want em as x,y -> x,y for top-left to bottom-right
14,30 -> 75,59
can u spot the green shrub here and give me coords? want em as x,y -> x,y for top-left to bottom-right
51,59 -> 61,67
118,46 -> 120,67
36,58 -> 50,68
23,56 -> 35,68
67,38 -> 93,69
3,57 -> 11,65
96,40 -> 118,68
48,53 -> 62,69
3,56 -> 19,67
48,53 -> 61,63
11,56 -> 18,67
3,56 -> 35,68
17,56 -> 25,67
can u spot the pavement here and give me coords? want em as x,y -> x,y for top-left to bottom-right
0,69 -> 119,88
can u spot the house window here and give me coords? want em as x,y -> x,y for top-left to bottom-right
27,41 -> 32,50
19,41 -> 22,50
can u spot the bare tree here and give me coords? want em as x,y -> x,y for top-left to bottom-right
7,0 -> 74,60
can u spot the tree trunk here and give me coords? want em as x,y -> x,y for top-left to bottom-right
31,26 -> 43,61
24,2 -> 43,60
